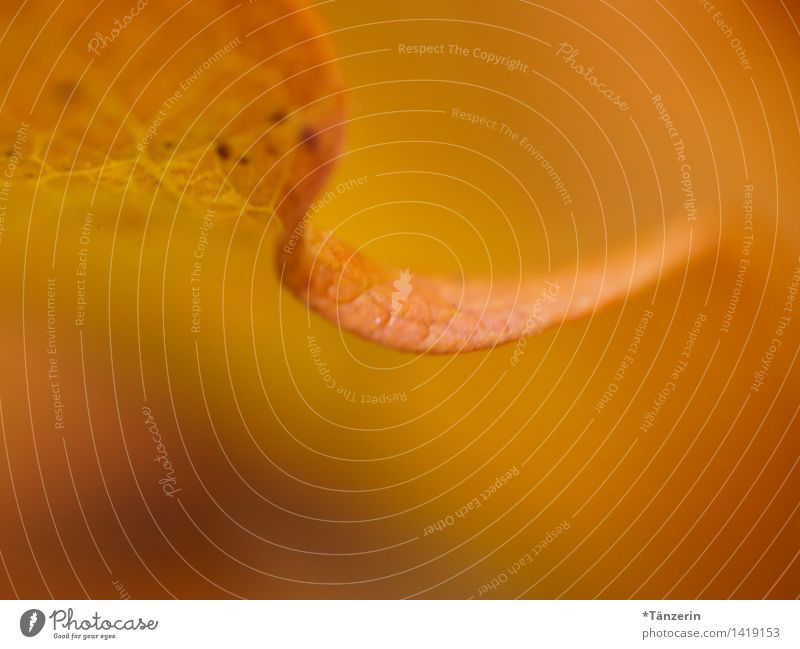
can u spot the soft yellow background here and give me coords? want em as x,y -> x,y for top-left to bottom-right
0,0 -> 798,598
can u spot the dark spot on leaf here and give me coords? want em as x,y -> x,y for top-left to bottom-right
53,80 -> 78,101
270,110 -> 287,123
300,127 -> 319,152
216,143 -> 230,160
237,156 -> 250,165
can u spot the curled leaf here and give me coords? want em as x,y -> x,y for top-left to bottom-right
2,0 -> 708,355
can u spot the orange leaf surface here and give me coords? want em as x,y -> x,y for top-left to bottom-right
0,0 -> 710,355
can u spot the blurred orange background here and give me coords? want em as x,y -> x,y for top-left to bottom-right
0,0 -> 798,598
